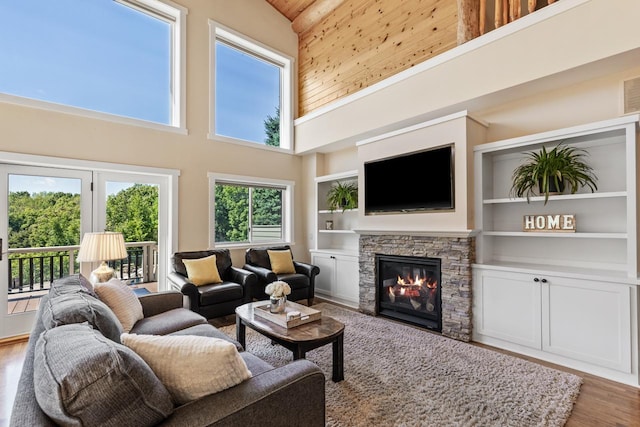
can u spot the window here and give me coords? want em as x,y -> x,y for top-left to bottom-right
0,0 -> 186,129
209,173 -> 293,246
209,21 -> 293,150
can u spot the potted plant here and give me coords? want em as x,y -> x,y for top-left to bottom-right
327,181 -> 358,212
510,143 -> 598,204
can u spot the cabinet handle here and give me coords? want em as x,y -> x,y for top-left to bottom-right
541,278 -> 547,283
533,277 -> 540,282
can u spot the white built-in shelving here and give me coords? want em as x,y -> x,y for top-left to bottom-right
311,170 -> 359,308
473,115 -> 640,386
474,116 -> 639,278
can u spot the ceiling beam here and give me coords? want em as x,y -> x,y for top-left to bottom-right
291,0 -> 346,34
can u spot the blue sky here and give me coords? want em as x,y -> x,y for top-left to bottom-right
215,42 -> 281,144
9,175 -> 134,196
0,0 -> 280,143
0,0 -> 171,124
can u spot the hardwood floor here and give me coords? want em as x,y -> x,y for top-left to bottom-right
1,306 -> 639,426
0,338 -> 27,427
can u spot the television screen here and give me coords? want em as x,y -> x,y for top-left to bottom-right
364,144 -> 454,214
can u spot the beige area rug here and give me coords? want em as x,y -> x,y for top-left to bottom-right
219,303 -> 582,427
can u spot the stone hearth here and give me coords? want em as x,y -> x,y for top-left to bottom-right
359,234 -> 474,342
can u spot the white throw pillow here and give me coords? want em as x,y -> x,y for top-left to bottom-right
120,333 -> 252,405
94,279 -> 144,333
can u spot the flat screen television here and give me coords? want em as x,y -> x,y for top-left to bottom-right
364,144 -> 454,214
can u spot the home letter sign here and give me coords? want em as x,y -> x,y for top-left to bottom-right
523,214 -> 576,232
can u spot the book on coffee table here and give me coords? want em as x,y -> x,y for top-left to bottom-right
253,300 -> 321,328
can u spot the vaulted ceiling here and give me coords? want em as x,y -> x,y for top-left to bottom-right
266,0 -> 345,34
265,0 -> 315,21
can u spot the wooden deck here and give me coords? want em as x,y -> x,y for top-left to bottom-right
7,282 -> 158,314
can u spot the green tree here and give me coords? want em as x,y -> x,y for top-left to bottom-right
252,187 -> 282,226
7,191 -> 82,283
264,106 -> 280,147
8,191 -> 80,248
106,184 -> 158,242
215,184 -> 249,242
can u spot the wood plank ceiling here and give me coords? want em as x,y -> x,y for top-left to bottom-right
266,0 -> 345,34
266,0 -> 459,117
266,0 -> 315,21
267,1 -> 557,117
267,0 -> 459,117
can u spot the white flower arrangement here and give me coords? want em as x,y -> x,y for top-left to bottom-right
265,280 -> 291,298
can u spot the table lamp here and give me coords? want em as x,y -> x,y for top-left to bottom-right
76,232 -> 128,283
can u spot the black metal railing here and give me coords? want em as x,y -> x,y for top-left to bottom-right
7,242 -> 157,295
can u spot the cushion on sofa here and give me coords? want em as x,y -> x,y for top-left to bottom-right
198,282 -> 244,306
267,249 -> 296,274
183,254 -> 223,286
95,278 -> 144,332
129,307 -> 207,335
40,291 -> 123,343
121,333 -> 252,405
48,273 -> 96,298
34,323 -> 174,427
169,323 -> 244,351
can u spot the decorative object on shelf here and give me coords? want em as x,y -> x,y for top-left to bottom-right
523,214 -> 576,232
510,143 -> 598,204
76,232 -> 128,284
265,280 -> 291,313
327,180 -> 358,212
325,220 -> 334,230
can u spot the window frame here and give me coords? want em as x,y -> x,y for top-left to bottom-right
208,172 -> 294,248
0,0 -> 187,133
208,20 -> 294,152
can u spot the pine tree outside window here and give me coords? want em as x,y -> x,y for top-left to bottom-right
209,21 -> 293,151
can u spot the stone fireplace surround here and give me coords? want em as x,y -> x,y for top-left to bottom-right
359,233 -> 474,342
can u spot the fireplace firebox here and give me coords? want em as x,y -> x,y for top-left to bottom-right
375,254 -> 442,332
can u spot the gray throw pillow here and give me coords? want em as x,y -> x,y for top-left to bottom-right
48,274 -> 96,298
34,323 -> 174,427
40,291 -> 123,343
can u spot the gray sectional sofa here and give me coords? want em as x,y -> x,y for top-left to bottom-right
10,275 -> 325,426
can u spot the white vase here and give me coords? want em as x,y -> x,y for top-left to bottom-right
269,295 -> 287,313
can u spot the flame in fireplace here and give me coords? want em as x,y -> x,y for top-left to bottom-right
397,275 -> 437,289
384,271 -> 439,312
384,274 -> 438,300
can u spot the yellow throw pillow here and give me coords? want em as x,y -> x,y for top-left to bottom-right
183,255 -> 222,286
267,250 -> 296,274
121,333 -> 252,405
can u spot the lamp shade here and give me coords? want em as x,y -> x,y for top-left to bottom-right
77,232 -> 127,262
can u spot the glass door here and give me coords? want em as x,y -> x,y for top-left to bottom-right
95,172 -> 164,293
0,165 -> 92,338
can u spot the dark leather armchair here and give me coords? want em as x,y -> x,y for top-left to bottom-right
243,245 -> 319,306
168,249 -> 256,319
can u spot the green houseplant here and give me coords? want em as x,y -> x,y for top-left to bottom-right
510,143 -> 598,204
327,181 -> 358,212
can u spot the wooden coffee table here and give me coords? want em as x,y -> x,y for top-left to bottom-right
235,301 -> 345,382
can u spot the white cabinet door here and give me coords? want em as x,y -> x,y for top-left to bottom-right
312,253 -> 334,295
474,269 -> 542,349
334,255 -> 359,303
542,277 -> 632,373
